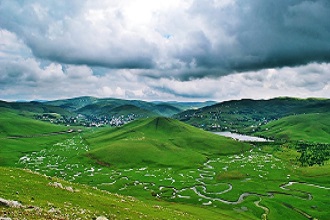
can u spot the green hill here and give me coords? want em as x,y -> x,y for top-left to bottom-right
0,100 -> 73,117
77,103 -> 156,117
0,108 -> 68,138
174,97 -> 330,132
46,96 -> 161,116
155,101 -> 216,111
152,104 -> 182,117
45,96 -> 100,111
109,104 -> 157,116
0,167 -> 203,220
45,96 -> 215,118
0,108 -> 74,167
77,101 -> 182,117
84,117 -> 250,168
256,113 -> 330,143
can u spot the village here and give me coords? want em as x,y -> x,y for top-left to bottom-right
177,110 -> 271,133
35,113 -> 137,127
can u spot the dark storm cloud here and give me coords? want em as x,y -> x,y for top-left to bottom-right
0,0 -> 329,80
178,0 -> 330,78
152,84 -> 212,99
28,42 -> 155,69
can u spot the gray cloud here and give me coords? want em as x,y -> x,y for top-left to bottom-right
0,0 -> 156,69
181,0 -> 330,75
1,0 -> 329,78
0,0 -> 329,101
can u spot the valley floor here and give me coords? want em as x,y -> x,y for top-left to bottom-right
10,133 -> 330,220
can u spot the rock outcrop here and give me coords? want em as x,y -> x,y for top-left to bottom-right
0,198 -> 22,208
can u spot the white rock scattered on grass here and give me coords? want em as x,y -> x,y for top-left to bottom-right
202,201 -> 212,206
48,182 -> 63,189
48,182 -> 75,192
96,216 -> 109,220
48,207 -> 61,214
0,217 -> 12,220
65,186 -> 74,192
0,198 -> 23,208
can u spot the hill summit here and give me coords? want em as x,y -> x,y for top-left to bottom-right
85,117 -> 250,168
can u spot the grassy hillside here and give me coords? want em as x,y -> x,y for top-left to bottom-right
77,102 -> 181,117
46,96 -> 216,117
0,167 -> 202,220
0,108 -> 68,138
151,104 -> 182,117
174,97 -> 330,132
1,97 -> 329,220
256,113 -> 330,143
45,96 -> 100,111
78,103 -> 157,117
46,97 -> 163,117
1,107 -> 329,220
84,117 -> 250,168
157,101 -> 217,111
0,100 -> 73,117
111,104 -> 157,116
0,108 -> 76,167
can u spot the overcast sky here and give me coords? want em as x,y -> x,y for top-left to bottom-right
0,0 -> 329,102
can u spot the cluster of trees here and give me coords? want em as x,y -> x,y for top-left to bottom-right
296,143 -> 330,166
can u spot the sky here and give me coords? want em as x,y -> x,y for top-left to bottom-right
0,0 -> 329,102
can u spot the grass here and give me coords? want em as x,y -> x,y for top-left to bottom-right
0,108 -> 68,138
0,134 -> 75,167
297,163 -> 330,184
174,97 -> 330,132
0,167 -> 202,220
84,117 -> 251,168
1,111 -> 329,220
10,131 -> 328,220
256,113 -> 330,143
0,165 -> 259,220
216,170 -> 246,180
0,108 -> 78,167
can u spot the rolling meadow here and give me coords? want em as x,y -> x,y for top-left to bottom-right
0,97 -> 329,219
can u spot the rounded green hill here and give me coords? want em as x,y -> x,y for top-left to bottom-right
85,117 -> 250,168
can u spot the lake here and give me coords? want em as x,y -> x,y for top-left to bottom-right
213,132 -> 271,142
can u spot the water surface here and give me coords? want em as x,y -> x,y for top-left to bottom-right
214,132 -> 271,142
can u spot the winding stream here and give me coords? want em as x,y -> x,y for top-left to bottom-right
17,135 -> 329,220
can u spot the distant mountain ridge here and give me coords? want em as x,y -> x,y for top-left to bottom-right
1,96 -> 329,131
0,100 -> 74,116
45,96 -> 215,117
173,97 -> 330,132
0,96 -> 215,118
